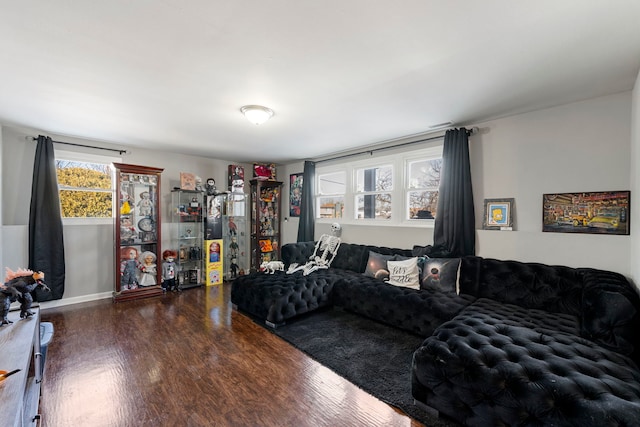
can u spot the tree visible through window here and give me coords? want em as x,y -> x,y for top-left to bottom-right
356,165 -> 392,220
407,158 -> 441,219
56,160 -> 113,218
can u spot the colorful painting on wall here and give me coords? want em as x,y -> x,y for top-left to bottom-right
542,191 -> 630,235
289,173 -> 303,217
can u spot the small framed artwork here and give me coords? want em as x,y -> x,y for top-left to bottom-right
542,191 -> 630,235
483,198 -> 515,230
180,172 -> 196,190
290,173 -> 303,217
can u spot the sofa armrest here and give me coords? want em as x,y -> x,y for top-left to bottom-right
580,268 -> 640,364
281,242 -> 316,268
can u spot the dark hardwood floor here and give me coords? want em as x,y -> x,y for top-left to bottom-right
39,284 -> 425,427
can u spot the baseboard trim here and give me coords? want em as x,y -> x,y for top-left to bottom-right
38,292 -> 113,310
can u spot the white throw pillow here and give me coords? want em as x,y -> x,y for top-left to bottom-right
386,257 -> 420,289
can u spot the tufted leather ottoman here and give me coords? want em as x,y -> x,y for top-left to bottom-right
412,298 -> 640,426
231,269 -> 357,326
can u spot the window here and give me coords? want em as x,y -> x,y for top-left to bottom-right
317,171 -> 346,218
315,143 -> 442,226
406,158 -> 441,220
355,165 -> 393,220
55,151 -> 120,220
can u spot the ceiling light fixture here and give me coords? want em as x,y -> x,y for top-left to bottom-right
240,105 -> 274,125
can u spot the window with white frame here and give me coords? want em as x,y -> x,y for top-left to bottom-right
315,144 -> 442,225
55,150 -> 120,220
317,170 -> 346,218
406,157 -> 441,220
355,164 -> 393,220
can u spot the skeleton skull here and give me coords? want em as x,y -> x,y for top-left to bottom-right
331,222 -> 342,237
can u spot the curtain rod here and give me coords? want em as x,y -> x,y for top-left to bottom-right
315,127 -> 477,164
27,136 -> 128,155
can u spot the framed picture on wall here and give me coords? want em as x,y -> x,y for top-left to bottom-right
542,191 -> 630,235
290,173 -> 303,217
483,198 -> 515,230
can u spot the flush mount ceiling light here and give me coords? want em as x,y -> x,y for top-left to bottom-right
240,105 -> 274,125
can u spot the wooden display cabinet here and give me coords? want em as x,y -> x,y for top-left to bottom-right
113,163 -> 164,302
250,179 -> 282,272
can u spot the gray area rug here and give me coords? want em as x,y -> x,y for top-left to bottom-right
268,308 -> 460,426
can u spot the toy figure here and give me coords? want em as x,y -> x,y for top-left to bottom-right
138,251 -> 157,287
229,237 -> 239,257
229,165 -> 245,193
287,234 -> 342,276
161,249 -> 179,292
228,217 -> 237,236
137,191 -> 153,217
1,268 -> 50,326
206,178 -> 218,196
120,217 -> 136,243
209,241 -> 221,263
120,190 -> 132,215
230,257 -> 240,278
120,247 -> 140,290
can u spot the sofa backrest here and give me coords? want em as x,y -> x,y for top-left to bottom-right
281,241 -> 412,273
459,256 -> 584,317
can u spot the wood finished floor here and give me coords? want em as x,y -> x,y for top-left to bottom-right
39,284 -> 426,427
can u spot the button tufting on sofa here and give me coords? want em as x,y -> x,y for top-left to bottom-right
231,243 -> 640,426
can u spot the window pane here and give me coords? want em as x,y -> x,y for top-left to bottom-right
407,159 -> 441,189
318,197 -> 344,218
355,194 -> 391,219
56,160 -> 112,190
408,190 -> 438,219
318,171 -> 346,195
356,165 -> 392,192
59,189 -> 112,218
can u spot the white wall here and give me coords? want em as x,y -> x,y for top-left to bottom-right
282,92 -> 633,275
472,92 -> 631,273
630,69 -> 640,291
1,124 -> 251,305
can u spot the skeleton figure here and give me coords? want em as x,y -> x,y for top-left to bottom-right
287,234 -> 341,276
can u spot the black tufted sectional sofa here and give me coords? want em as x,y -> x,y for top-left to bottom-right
412,256 -> 640,426
231,242 -> 640,426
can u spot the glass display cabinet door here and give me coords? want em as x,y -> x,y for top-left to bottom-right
250,179 -> 282,272
113,163 -> 164,302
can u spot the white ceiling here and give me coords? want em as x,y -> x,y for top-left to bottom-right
1,1 -> 640,163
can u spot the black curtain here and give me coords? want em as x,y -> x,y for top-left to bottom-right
296,160 -> 316,242
29,135 -> 65,301
433,128 -> 475,256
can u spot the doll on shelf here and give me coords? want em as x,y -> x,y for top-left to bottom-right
229,237 -> 239,257
120,247 -> 140,290
138,251 -> 157,287
120,190 -> 132,215
228,217 -> 237,236
161,249 -> 179,293
138,191 -> 153,217
229,257 -> 240,279
209,241 -> 221,263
